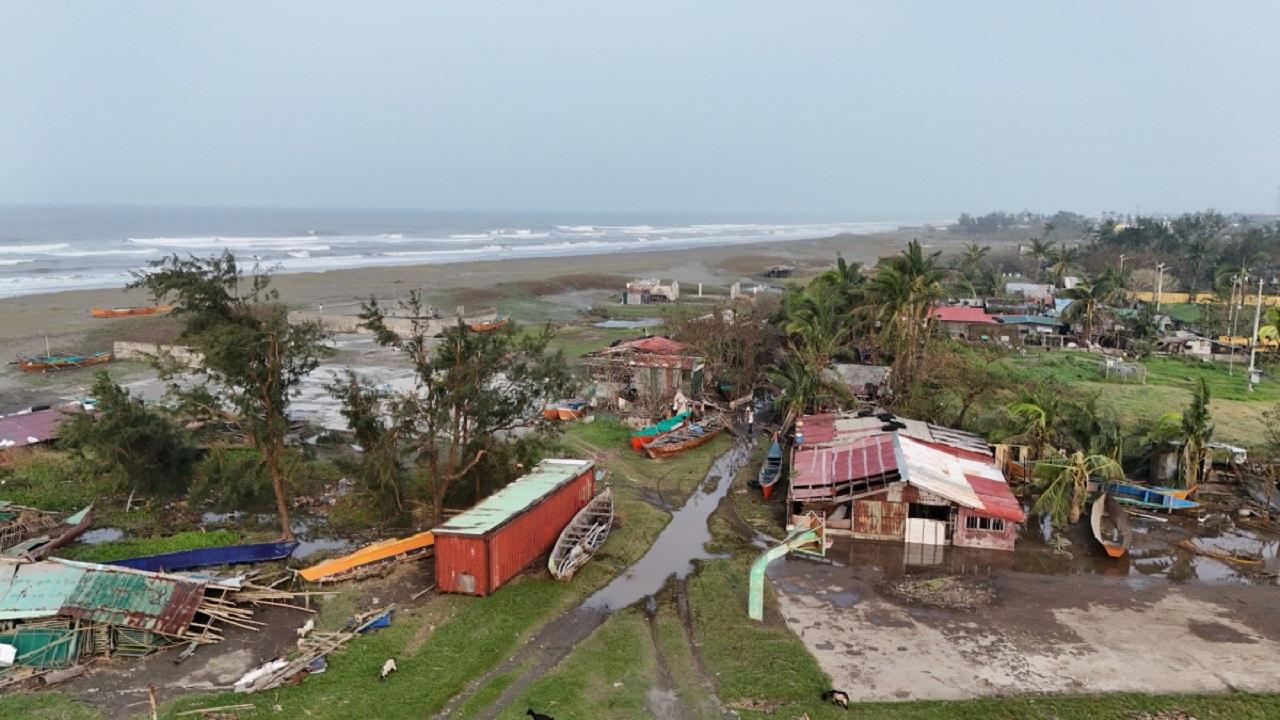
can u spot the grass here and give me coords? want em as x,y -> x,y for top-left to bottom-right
55,529 -> 240,563
557,418 -> 734,502
0,692 -> 101,720
543,324 -> 647,360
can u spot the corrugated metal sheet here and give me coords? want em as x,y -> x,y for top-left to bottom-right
796,413 -> 991,457
852,499 -> 905,539
0,408 -> 67,450
790,434 -> 897,500
0,560 -> 85,620
60,564 -> 204,636
434,459 -> 594,537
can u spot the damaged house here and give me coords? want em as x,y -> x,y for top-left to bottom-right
582,337 -> 704,423
789,413 -> 1024,552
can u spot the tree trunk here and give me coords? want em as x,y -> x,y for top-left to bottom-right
268,438 -> 294,540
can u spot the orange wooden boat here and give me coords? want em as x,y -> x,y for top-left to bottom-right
468,316 -> 510,333
19,350 -> 113,373
298,530 -> 435,583
643,416 -> 726,459
91,304 -> 173,318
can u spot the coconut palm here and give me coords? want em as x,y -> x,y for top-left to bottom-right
768,348 -> 851,430
1046,242 -> 1081,287
1179,238 -> 1218,296
1006,385 -> 1068,463
1179,378 -> 1213,489
861,240 -> 948,393
1060,275 -> 1119,346
953,242 -> 990,275
1033,452 -> 1124,527
1026,237 -> 1053,281
815,255 -> 865,313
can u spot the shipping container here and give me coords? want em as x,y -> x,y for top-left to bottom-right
433,459 -> 595,596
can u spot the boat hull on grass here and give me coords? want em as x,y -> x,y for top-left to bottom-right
549,487 -> 614,581
630,411 -> 691,450
758,440 -> 784,499
1103,482 -> 1200,511
1,505 -> 93,561
108,540 -> 300,573
643,416 -> 726,459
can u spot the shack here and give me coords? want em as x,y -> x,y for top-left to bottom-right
433,459 -> 595,596
789,413 -> 1024,552
582,337 -> 705,421
623,279 -> 680,305
824,364 -> 892,401
0,407 -> 68,460
930,306 -> 999,341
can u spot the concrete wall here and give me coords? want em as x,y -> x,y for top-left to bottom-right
952,506 -> 1017,551
289,307 -> 497,335
112,341 -> 203,368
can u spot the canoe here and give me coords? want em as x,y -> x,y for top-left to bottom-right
1102,482 -> 1200,511
107,540 -> 300,573
758,440 -> 784,500
643,416 -> 726,459
630,411 -> 691,450
543,400 -> 588,421
548,487 -> 614,581
468,316 -> 510,333
0,505 -> 93,561
298,529 -> 435,583
91,304 -> 173,318
1090,493 -> 1132,558
0,502 -> 61,553
19,351 -> 114,373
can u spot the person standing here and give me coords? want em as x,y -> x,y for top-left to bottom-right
746,406 -> 755,437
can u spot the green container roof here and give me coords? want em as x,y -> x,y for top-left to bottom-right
433,459 -> 593,537
0,561 -> 86,621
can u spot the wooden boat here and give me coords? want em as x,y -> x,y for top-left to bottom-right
0,502 -> 61,553
1090,493 -> 1132,558
19,351 -> 113,373
0,505 -> 93,561
630,411 -> 691,450
548,487 -> 614,581
107,540 -> 299,573
298,529 -> 435,583
90,304 -> 173,318
758,440 -> 784,500
1102,482 -> 1200,511
643,416 -> 726,459
543,400 -> 588,421
468,316 -> 510,333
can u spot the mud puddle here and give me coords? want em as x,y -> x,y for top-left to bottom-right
436,442 -> 750,719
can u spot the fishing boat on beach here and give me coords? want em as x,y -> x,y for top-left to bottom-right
18,350 -> 113,373
0,505 -> 93,561
1103,482 -> 1200,511
90,304 -> 173,318
1090,493 -> 1132,558
643,415 -> 726,459
298,529 -> 435,583
468,316 -> 510,333
758,440 -> 784,499
630,411 -> 691,450
107,540 -> 300,573
548,487 -> 614,581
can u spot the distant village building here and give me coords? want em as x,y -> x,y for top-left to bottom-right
931,306 -> 999,341
824,364 -> 892,401
0,407 -> 68,461
1003,282 -> 1055,303
992,315 -> 1065,346
582,336 -> 704,422
623,279 -> 680,305
788,413 -> 1024,552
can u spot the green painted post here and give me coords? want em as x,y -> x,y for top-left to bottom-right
748,527 -> 821,622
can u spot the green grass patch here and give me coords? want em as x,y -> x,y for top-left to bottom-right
55,529 -> 240,563
0,451 -> 114,511
0,692 -> 102,720
451,660 -> 533,719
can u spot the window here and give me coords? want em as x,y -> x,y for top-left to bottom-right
965,516 -> 1005,532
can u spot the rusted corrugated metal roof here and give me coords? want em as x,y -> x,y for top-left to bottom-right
930,306 -> 998,324
433,459 -> 593,537
790,434 -> 897,500
0,560 -> 85,620
0,408 -> 68,450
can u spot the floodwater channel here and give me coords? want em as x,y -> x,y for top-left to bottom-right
436,441 -> 749,719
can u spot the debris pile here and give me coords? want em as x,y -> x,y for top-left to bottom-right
883,574 -> 996,610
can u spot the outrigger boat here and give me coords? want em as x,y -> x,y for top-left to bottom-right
548,487 -> 614,580
757,440 -> 784,499
18,350 -> 113,373
108,539 -> 300,573
542,400 -> 588,421
643,415 -> 726,459
630,411 -> 691,450
90,304 -> 173,318
298,529 -> 435,583
0,505 -> 93,561
1090,493 -> 1132,558
468,316 -> 510,333
1103,482 -> 1200,511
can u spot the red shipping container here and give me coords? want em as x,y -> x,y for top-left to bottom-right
433,459 -> 595,596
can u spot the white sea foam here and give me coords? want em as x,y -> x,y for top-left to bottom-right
128,236 -> 336,250
0,243 -> 70,254
0,258 -> 34,266
49,248 -> 157,257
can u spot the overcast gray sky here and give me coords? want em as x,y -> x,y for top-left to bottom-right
1,1 -> 1277,216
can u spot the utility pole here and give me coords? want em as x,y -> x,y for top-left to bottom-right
1118,254 -> 1127,272
1155,262 -> 1166,310
1248,278 -> 1263,392
1228,275 -> 1243,375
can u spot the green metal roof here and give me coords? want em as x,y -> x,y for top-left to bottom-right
433,459 -> 594,537
0,560 -> 86,621
996,315 -> 1061,326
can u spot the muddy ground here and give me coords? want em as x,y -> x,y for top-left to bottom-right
769,537 -> 1280,702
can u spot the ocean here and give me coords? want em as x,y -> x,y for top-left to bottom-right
0,206 -> 941,299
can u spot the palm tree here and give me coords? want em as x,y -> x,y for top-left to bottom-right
1006,385 -> 1068,462
1180,238 -> 1218,297
782,287 -> 852,370
1060,275 -> 1119,346
1063,394 -> 1123,459
954,242 -> 990,275
1179,378 -> 1213,489
1026,237 -> 1053,281
861,240 -> 948,393
768,348 -> 851,430
816,255 -> 865,299
1046,243 -> 1081,287
1033,452 -> 1123,527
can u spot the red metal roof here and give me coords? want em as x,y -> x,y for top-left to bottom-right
791,434 -> 897,500
930,306 -> 998,324
966,475 -> 1026,522
612,336 -> 688,355
0,408 -> 68,450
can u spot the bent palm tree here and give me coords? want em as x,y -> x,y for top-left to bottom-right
1179,378 -> 1213,490
1034,452 -> 1123,527
861,240 -> 948,393
1060,275 -> 1119,346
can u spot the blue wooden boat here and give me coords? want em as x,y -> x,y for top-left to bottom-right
1102,482 -> 1199,511
758,440 -> 784,499
108,539 -> 300,573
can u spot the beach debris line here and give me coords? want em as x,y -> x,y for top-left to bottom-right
233,605 -> 395,694
549,486 -> 614,581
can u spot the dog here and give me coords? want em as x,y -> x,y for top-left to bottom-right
526,709 -> 554,720
821,689 -> 849,708
380,658 -> 398,681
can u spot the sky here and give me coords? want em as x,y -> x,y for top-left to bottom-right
1,1 -> 1278,217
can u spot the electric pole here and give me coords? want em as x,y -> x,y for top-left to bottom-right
1248,278 -> 1263,392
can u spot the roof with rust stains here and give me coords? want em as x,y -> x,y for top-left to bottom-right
432,459 -> 593,537
0,408 -> 68,450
